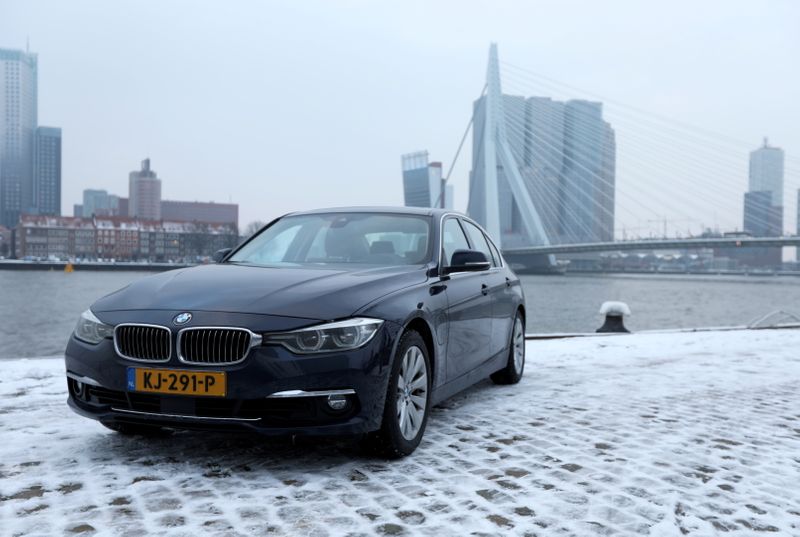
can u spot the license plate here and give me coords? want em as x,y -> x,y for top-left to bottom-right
127,367 -> 226,397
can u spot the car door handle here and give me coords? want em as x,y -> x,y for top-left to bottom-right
481,283 -> 489,296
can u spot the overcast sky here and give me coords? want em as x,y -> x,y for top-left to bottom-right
2,0 -> 798,233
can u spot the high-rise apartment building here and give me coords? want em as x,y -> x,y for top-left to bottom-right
401,151 -> 453,209
129,158 -> 161,220
0,48 -> 38,227
33,126 -> 61,215
468,94 -> 615,247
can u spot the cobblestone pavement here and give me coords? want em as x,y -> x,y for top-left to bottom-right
1,329 -> 799,536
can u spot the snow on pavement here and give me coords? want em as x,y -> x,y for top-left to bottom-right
1,329 -> 799,536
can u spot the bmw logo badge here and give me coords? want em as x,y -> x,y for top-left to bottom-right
174,312 -> 192,325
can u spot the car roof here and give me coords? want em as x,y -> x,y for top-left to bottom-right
288,206 -> 466,219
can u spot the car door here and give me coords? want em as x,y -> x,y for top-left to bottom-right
460,219 -> 512,358
442,217 -> 494,381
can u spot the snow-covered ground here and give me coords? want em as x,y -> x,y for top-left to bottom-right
1,329 -> 800,536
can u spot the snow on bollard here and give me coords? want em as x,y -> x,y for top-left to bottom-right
597,301 -> 631,333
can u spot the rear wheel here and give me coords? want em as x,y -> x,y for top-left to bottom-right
363,331 -> 431,458
102,422 -> 167,436
491,312 -> 525,385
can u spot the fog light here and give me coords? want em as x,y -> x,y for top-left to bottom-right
327,394 -> 348,411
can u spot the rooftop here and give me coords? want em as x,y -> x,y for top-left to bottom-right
18,215 -> 237,233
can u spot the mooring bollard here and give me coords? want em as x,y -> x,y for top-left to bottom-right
596,301 -> 631,333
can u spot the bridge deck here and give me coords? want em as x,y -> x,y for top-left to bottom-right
503,236 -> 800,256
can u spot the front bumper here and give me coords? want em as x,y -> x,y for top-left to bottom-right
65,314 -> 401,436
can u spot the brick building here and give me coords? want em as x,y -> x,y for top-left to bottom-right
14,215 -> 238,262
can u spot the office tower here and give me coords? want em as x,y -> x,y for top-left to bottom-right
82,189 -> 123,217
468,94 -> 615,247
0,48 -> 38,227
748,138 -> 784,208
129,158 -> 162,220
743,191 -> 782,237
559,100 -> 616,244
740,139 -> 785,267
401,151 -> 449,208
33,127 -> 61,215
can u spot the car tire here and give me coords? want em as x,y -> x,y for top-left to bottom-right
363,330 -> 431,458
491,311 -> 525,385
102,422 -> 167,436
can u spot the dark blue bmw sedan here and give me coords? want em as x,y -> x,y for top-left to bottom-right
65,207 -> 526,457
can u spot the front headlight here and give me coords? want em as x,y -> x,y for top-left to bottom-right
74,309 -> 114,344
264,317 -> 384,354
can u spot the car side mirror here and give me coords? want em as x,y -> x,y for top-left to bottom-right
213,248 -> 232,263
443,249 -> 491,274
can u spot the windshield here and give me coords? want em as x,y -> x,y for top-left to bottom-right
228,213 -> 431,267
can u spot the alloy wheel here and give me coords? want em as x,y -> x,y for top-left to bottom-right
513,316 -> 525,373
396,345 -> 428,441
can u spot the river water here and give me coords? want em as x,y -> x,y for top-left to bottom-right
2,269 -> 799,359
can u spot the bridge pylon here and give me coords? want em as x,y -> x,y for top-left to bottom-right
470,44 -> 555,266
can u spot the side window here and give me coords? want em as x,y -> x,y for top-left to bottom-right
442,218 -> 470,266
461,220 -> 497,267
487,236 -> 503,267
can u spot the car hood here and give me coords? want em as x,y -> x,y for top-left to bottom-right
92,263 -> 428,320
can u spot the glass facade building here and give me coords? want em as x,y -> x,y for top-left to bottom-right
401,151 -> 452,209
468,94 -> 615,248
33,126 -> 62,216
0,48 -> 38,227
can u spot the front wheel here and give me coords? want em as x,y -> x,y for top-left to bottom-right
363,331 -> 431,458
491,312 -> 525,385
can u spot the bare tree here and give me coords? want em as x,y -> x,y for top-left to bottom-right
244,221 -> 266,238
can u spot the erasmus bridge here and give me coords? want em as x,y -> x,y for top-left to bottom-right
452,44 -> 800,271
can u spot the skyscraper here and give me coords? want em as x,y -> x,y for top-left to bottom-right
33,126 -> 61,215
743,139 -> 784,237
401,151 -> 452,209
748,138 -> 784,208
559,100 -> 616,244
0,48 -> 38,228
740,139 -> 785,266
743,191 -> 782,237
129,158 -> 162,220
468,94 -> 615,247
